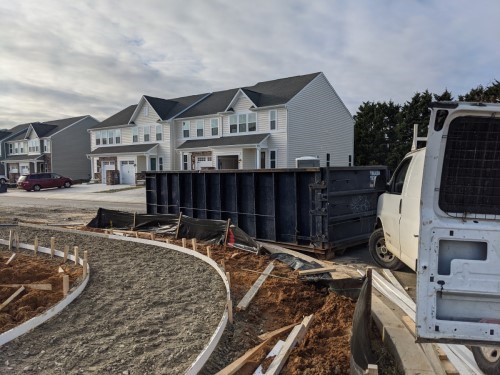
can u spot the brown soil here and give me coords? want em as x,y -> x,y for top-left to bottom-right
0,251 -> 82,334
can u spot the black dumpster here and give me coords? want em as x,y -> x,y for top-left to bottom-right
145,166 -> 389,255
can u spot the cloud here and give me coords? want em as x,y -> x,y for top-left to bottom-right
0,0 -> 499,128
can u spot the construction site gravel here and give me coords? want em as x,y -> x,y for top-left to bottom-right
0,205 -> 397,374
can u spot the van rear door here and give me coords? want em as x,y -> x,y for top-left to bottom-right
416,103 -> 500,346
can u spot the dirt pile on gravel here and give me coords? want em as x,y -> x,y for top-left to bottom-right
0,250 -> 82,334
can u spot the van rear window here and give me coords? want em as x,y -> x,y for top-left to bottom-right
439,116 -> 500,217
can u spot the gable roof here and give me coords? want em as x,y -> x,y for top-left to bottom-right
144,93 -> 208,121
88,143 -> 158,155
91,105 -> 138,130
8,115 -> 89,141
179,72 -> 321,118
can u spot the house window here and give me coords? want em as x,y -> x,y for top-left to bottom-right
238,114 -> 247,133
196,120 -> 204,137
211,118 -> 219,136
43,141 -> 48,153
270,110 -> 277,130
20,142 -> 25,153
159,157 -> 163,171
14,142 -> 19,154
183,154 -> 188,170
115,129 -> 121,144
248,113 -> 257,132
132,127 -> 138,143
144,126 -> 150,142
270,150 -> 277,169
143,105 -> 149,117
182,121 -> 190,138
229,115 -> 237,134
8,144 -> 12,154
95,131 -> 101,145
156,124 -> 163,141
102,130 -> 108,145
348,155 -> 352,166
108,129 -> 114,145
326,153 -> 330,167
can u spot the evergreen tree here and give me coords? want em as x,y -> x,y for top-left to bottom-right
459,80 -> 500,103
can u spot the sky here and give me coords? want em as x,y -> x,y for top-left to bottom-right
1,0 -> 499,129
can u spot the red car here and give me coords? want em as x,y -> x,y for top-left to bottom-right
17,173 -> 73,191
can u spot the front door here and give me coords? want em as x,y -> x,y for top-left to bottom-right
120,161 -> 135,185
260,151 -> 266,169
101,161 -> 115,183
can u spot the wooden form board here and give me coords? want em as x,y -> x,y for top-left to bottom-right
298,267 -> 339,276
237,262 -> 274,311
0,284 -> 52,291
216,320 -> 299,375
264,314 -> 314,375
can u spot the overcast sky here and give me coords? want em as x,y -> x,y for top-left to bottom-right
1,0 -> 499,128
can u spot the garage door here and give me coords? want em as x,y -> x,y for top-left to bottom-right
195,156 -> 213,170
101,161 -> 115,183
120,161 -> 135,185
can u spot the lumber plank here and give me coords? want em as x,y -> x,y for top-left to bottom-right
401,315 -> 416,337
216,321 -> 297,375
258,322 -> 298,341
264,314 -> 314,375
5,253 -> 16,265
382,269 -> 411,297
0,286 -> 25,311
298,267 -> 339,276
0,283 -> 52,291
237,262 -> 275,311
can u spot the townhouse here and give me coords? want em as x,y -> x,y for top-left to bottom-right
88,72 -> 354,184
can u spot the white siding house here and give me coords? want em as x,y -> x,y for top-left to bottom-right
88,72 -> 354,184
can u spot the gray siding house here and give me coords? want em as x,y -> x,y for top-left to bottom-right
1,116 -> 99,181
88,72 -> 354,183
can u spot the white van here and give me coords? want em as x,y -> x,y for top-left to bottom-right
370,102 -> 500,372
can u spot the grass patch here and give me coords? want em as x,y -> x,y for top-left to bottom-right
94,186 -> 144,194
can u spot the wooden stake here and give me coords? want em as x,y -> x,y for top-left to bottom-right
223,218 -> 231,250
150,232 -> 155,240
166,238 -> 171,245
206,246 -> 212,258
34,236 -> 38,256
8,230 -> 12,251
175,212 -> 183,239
58,266 -> 64,273
73,246 -> 79,265
227,299 -> 233,324
83,251 -> 88,278
237,262 -> 275,311
258,322 -> 298,341
364,364 -> 378,375
133,211 -> 137,230
63,245 -> 69,263
0,286 -> 25,312
50,237 -> 55,258
191,238 -> 197,251
182,238 -> 187,248
63,275 -> 69,296
15,232 -> 19,251
5,253 -> 16,265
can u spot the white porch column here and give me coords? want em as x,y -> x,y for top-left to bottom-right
256,146 -> 261,169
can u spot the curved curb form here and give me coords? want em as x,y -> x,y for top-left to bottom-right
106,234 -> 231,375
0,239 -> 90,347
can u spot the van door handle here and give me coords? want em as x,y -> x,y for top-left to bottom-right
399,199 -> 402,214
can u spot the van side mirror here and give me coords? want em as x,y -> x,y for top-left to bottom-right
374,175 -> 387,190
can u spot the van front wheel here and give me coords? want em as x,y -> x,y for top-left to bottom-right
369,228 -> 404,270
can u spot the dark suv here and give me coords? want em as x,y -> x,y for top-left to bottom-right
17,173 -> 73,191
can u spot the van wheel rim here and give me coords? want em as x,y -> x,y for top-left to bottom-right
480,346 -> 499,363
375,238 -> 395,262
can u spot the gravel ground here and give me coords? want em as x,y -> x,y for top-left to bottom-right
0,226 -> 226,375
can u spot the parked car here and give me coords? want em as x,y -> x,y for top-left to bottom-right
0,175 -> 8,184
17,173 -> 73,191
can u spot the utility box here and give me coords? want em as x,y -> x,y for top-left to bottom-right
145,166 -> 388,255
296,156 -> 320,168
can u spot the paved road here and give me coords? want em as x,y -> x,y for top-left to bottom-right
0,183 -> 146,212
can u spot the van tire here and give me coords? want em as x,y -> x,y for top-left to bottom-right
64,181 -> 71,188
369,228 -> 404,270
33,185 -> 41,192
471,346 -> 500,374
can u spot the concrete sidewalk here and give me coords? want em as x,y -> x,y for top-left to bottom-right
1,183 -> 145,204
